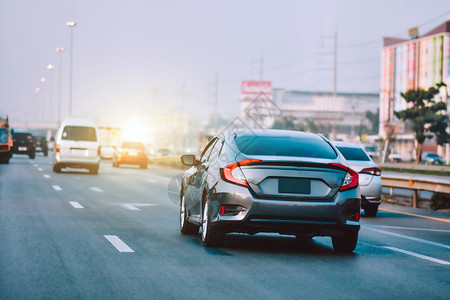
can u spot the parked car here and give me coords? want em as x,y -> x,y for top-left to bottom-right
388,153 -> 402,162
421,152 -> 443,165
12,132 -> 36,159
333,141 -> 382,217
34,136 -> 48,156
53,117 -> 101,174
180,130 -> 361,252
113,141 -> 148,169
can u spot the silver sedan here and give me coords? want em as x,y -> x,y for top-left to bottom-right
333,141 -> 382,217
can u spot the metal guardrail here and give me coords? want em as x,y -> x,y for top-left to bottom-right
381,175 -> 450,208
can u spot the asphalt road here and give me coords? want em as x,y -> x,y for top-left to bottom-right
1,154 -> 449,299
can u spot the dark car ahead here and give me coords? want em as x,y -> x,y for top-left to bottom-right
34,136 -> 48,156
12,132 -> 36,159
180,130 -> 361,252
112,141 -> 148,169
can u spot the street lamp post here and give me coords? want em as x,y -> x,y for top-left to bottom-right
66,21 -> 76,116
40,77 -> 47,123
46,64 -> 55,124
56,47 -> 64,126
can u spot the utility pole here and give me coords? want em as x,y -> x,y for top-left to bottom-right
260,55 -> 264,83
333,31 -> 337,98
214,71 -> 219,132
331,31 -> 338,140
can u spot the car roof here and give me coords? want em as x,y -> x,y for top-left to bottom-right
61,117 -> 97,127
231,129 -> 322,139
332,141 -> 362,148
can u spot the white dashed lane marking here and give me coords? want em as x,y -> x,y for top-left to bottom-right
44,174 -> 51,179
122,204 -> 140,211
69,202 -> 84,209
383,246 -> 450,265
104,235 -> 134,253
89,187 -> 104,192
38,168 -> 43,171
52,185 -> 62,191
119,203 -> 157,211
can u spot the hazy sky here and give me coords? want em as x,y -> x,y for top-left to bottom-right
1,0 -> 450,126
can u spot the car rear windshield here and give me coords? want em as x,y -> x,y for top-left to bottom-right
121,142 -> 144,150
336,146 -> 370,161
236,135 -> 337,159
13,133 -> 33,140
0,128 -> 7,143
62,126 -> 97,142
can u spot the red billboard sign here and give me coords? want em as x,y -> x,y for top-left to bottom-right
241,81 -> 272,102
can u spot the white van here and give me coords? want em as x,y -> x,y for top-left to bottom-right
53,117 -> 101,174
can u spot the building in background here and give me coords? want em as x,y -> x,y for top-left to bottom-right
380,20 -> 450,161
272,89 -> 379,141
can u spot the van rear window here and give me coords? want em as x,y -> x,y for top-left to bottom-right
62,126 -> 97,142
0,128 -> 8,143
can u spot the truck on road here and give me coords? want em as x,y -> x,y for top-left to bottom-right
0,115 -> 13,163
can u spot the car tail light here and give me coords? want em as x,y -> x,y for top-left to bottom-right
98,146 -> 101,156
348,211 -> 360,222
220,159 -> 261,187
329,163 -> 359,191
56,144 -> 60,153
360,167 -> 381,176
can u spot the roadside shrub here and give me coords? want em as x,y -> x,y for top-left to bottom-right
430,192 -> 450,210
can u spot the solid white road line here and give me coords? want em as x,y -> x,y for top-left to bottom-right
38,168 -> 43,171
383,246 -> 450,265
43,174 -> 51,179
69,201 -> 84,208
365,225 -> 450,234
52,185 -> 62,191
146,178 -> 156,183
365,227 -> 450,250
104,235 -> 134,253
89,187 -> 104,192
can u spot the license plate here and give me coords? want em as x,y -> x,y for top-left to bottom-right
36,147 -> 42,151
71,149 -> 88,156
278,178 -> 311,194
18,146 -> 27,151
129,150 -> 138,156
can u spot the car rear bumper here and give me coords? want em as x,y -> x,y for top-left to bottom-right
208,186 -> 360,237
54,154 -> 100,168
116,155 -> 147,164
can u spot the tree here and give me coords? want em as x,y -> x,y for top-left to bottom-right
365,109 -> 379,135
394,82 -> 449,164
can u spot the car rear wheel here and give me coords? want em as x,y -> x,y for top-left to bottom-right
140,163 -> 147,169
29,152 -> 35,159
53,165 -> 61,173
364,205 -> 378,217
332,231 -> 358,253
90,166 -> 99,175
180,194 -> 199,234
201,198 -> 224,247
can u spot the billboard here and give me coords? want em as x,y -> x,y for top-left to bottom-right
240,81 -> 272,102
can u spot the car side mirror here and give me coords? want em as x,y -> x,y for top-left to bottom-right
181,154 -> 199,166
